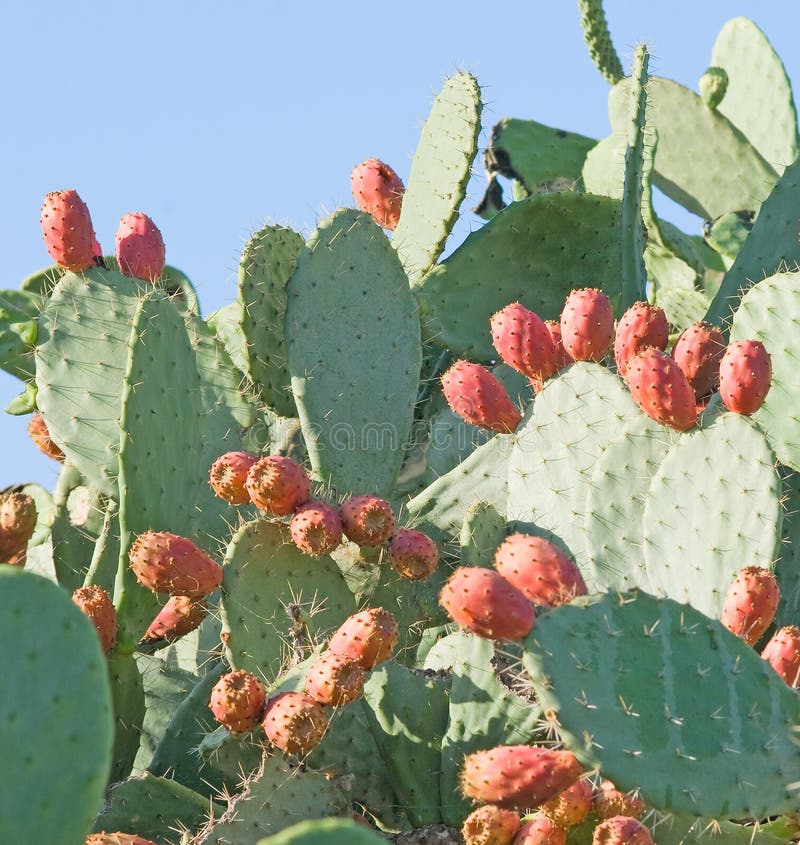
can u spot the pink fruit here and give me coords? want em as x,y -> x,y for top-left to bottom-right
613,302 -> 669,378
719,339 -> 772,415
128,530 -> 222,598
304,652 -> 366,706
209,451 -> 258,505
593,781 -> 645,820
761,626 -> 800,688
493,534 -> 586,608
490,302 -> 558,383
142,596 -> 208,644
27,413 -> 65,463
440,567 -> 535,642
389,528 -> 439,580
209,669 -> 267,733
721,565 -> 780,647
245,455 -> 311,515
461,745 -> 583,810
592,816 -> 654,845
624,347 -> 697,431
671,321 -> 726,400
350,158 -> 404,230
327,607 -> 398,669
340,495 -> 395,546
514,814 -> 566,844
560,288 -> 615,362
540,778 -> 594,829
441,360 -> 522,434
87,835 -> 159,845
290,500 -> 343,557
530,321 -> 571,393
40,189 -> 96,272
72,585 -> 117,654
462,804 -> 521,845
115,212 -> 165,282
262,690 -> 328,756
0,491 -> 37,563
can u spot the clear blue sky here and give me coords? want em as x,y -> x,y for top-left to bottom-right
3,2 -> 799,489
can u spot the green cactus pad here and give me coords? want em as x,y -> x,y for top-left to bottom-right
657,815 -> 797,845
658,286 -> 711,333
775,470 -> 800,630
415,192 -> 625,361
704,211 -> 754,261
577,0 -> 624,84
393,72 -> 482,284
0,568 -> 112,844
19,263 -> 64,299
459,501 -> 506,568
207,301 -> 249,377
286,209 -> 421,497
0,289 -> 38,381
108,650 -> 147,784
522,590 -> 800,818
256,818 -> 386,845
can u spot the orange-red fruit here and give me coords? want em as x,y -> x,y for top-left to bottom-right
490,302 -> 558,382
340,495 -> 395,546
441,567 -> 535,642
624,347 -> 697,431
613,302 -> 669,378
28,413 -> 65,462
540,778 -> 594,829
115,212 -> 166,282
40,189 -> 96,272
142,596 -> 208,644
593,781 -> 645,820
209,451 -> 258,504
493,534 -> 587,608
350,158 -> 405,230
0,491 -> 37,563
328,607 -> 398,669
441,360 -> 522,434
72,585 -> 117,654
389,528 -> 439,580
262,691 -> 328,756
86,835 -> 159,845
671,321 -> 726,400
592,816 -> 654,845
462,804 -> 521,845
209,669 -> 267,733
719,339 -> 772,415
720,565 -> 780,647
128,531 -> 223,598
762,626 -> 800,688
245,455 -> 311,515
304,652 -> 366,706
514,814 -> 567,844
530,321 -> 571,393
290,500 -> 343,557
560,288 -> 615,362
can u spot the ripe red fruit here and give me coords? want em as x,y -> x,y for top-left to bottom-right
762,626 -> 800,688
593,780 -> 645,820
209,451 -> 258,504
115,212 -> 166,282
720,565 -> 780,647
592,816 -> 654,845
490,302 -> 558,382
72,585 -> 117,654
671,321 -> 726,400
128,531 -> 222,598
245,456 -> 311,515
27,413 -> 65,463
86,835 -> 159,845
340,495 -> 395,546
624,347 -> 697,431
289,500 -> 343,557
515,814 -> 566,844
141,596 -> 208,644
350,158 -> 405,230
209,669 -> 267,733
560,288 -> 615,362
40,189 -> 96,272
327,607 -> 398,669
389,528 -> 439,580
262,691 -> 328,756
613,301 -> 669,378
719,339 -> 772,415
530,320 -> 572,393
0,491 -> 37,563
441,360 -> 522,434
304,652 -> 366,706
540,778 -> 593,829
461,804 -> 521,845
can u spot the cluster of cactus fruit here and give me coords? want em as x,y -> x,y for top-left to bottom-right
8,3 -> 800,844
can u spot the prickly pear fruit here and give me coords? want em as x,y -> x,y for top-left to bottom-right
40,189 -> 96,272
328,607 -> 398,669
515,814 -> 566,844
304,652 -> 366,706
493,534 -> 586,608
28,413 -> 65,462
699,66 -> 728,110
540,778 -> 594,829
761,626 -> 800,688
720,565 -> 780,646
128,530 -> 222,598
0,491 -> 37,563
350,158 -> 404,230
719,339 -> 772,415
613,301 -> 669,378
461,804 -> 521,845
262,690 -> 328,756
592,816 -> 654,845
72,585 -> 117,654
440,567 -> 535,642
389,528 -> 439,580
115,212 -> 165,282
441,360 -> 522,433
141,596 -> 208,644
624,347 -> 697,431
340,495 -> 394,546
530,321 -> 571,393
86,835 -> 159,845
593,780 -> 645,820
209,669 -> 267,733
490,302 -> 558,382
460,745 -> 583,810
290,500 -> 343,557
245,455 -> 311,515
560,288 -> 614,362
671,321 -> 725,400
209,451 -> 258,504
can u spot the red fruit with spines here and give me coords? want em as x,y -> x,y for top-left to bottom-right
530,321 -> 571,393
245,455 -> 311,515
28,413 -> 65,463
350,158 -> 405,230
340,495 -> 394,546
389,528 -> 439,580
671,321 -> 726,400
72,585 -> 117,654
592,816 -> 654,845
613,301 -> 669,378
593,781 -> 645,820
142,596 -> 208,644
493,534 -> 587,608
290,500 -> 343,557
209,451 -> 258,504
304,652 -> 366,706
540,778 -> 594,829
128,530 -> 222,598
624,347 -> 697,431
0,491 -> 37,563
327,607 -> 398,669
514,814 -> 566,844
461,745 -> 583,810
40,189 -> 96,272
719,339 -> 772,415
490,302 -> 558,383
560,288 -> 615,362
761,626 -> 800,687
115,212 -> 165,282
441,567 -> 535,642
262,690 -> 328,756
209,669 -> 267,733
441,360 -> 522,433
720,565 -> 780,646
86,835 -> 159,845
462,804 -> 521,845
